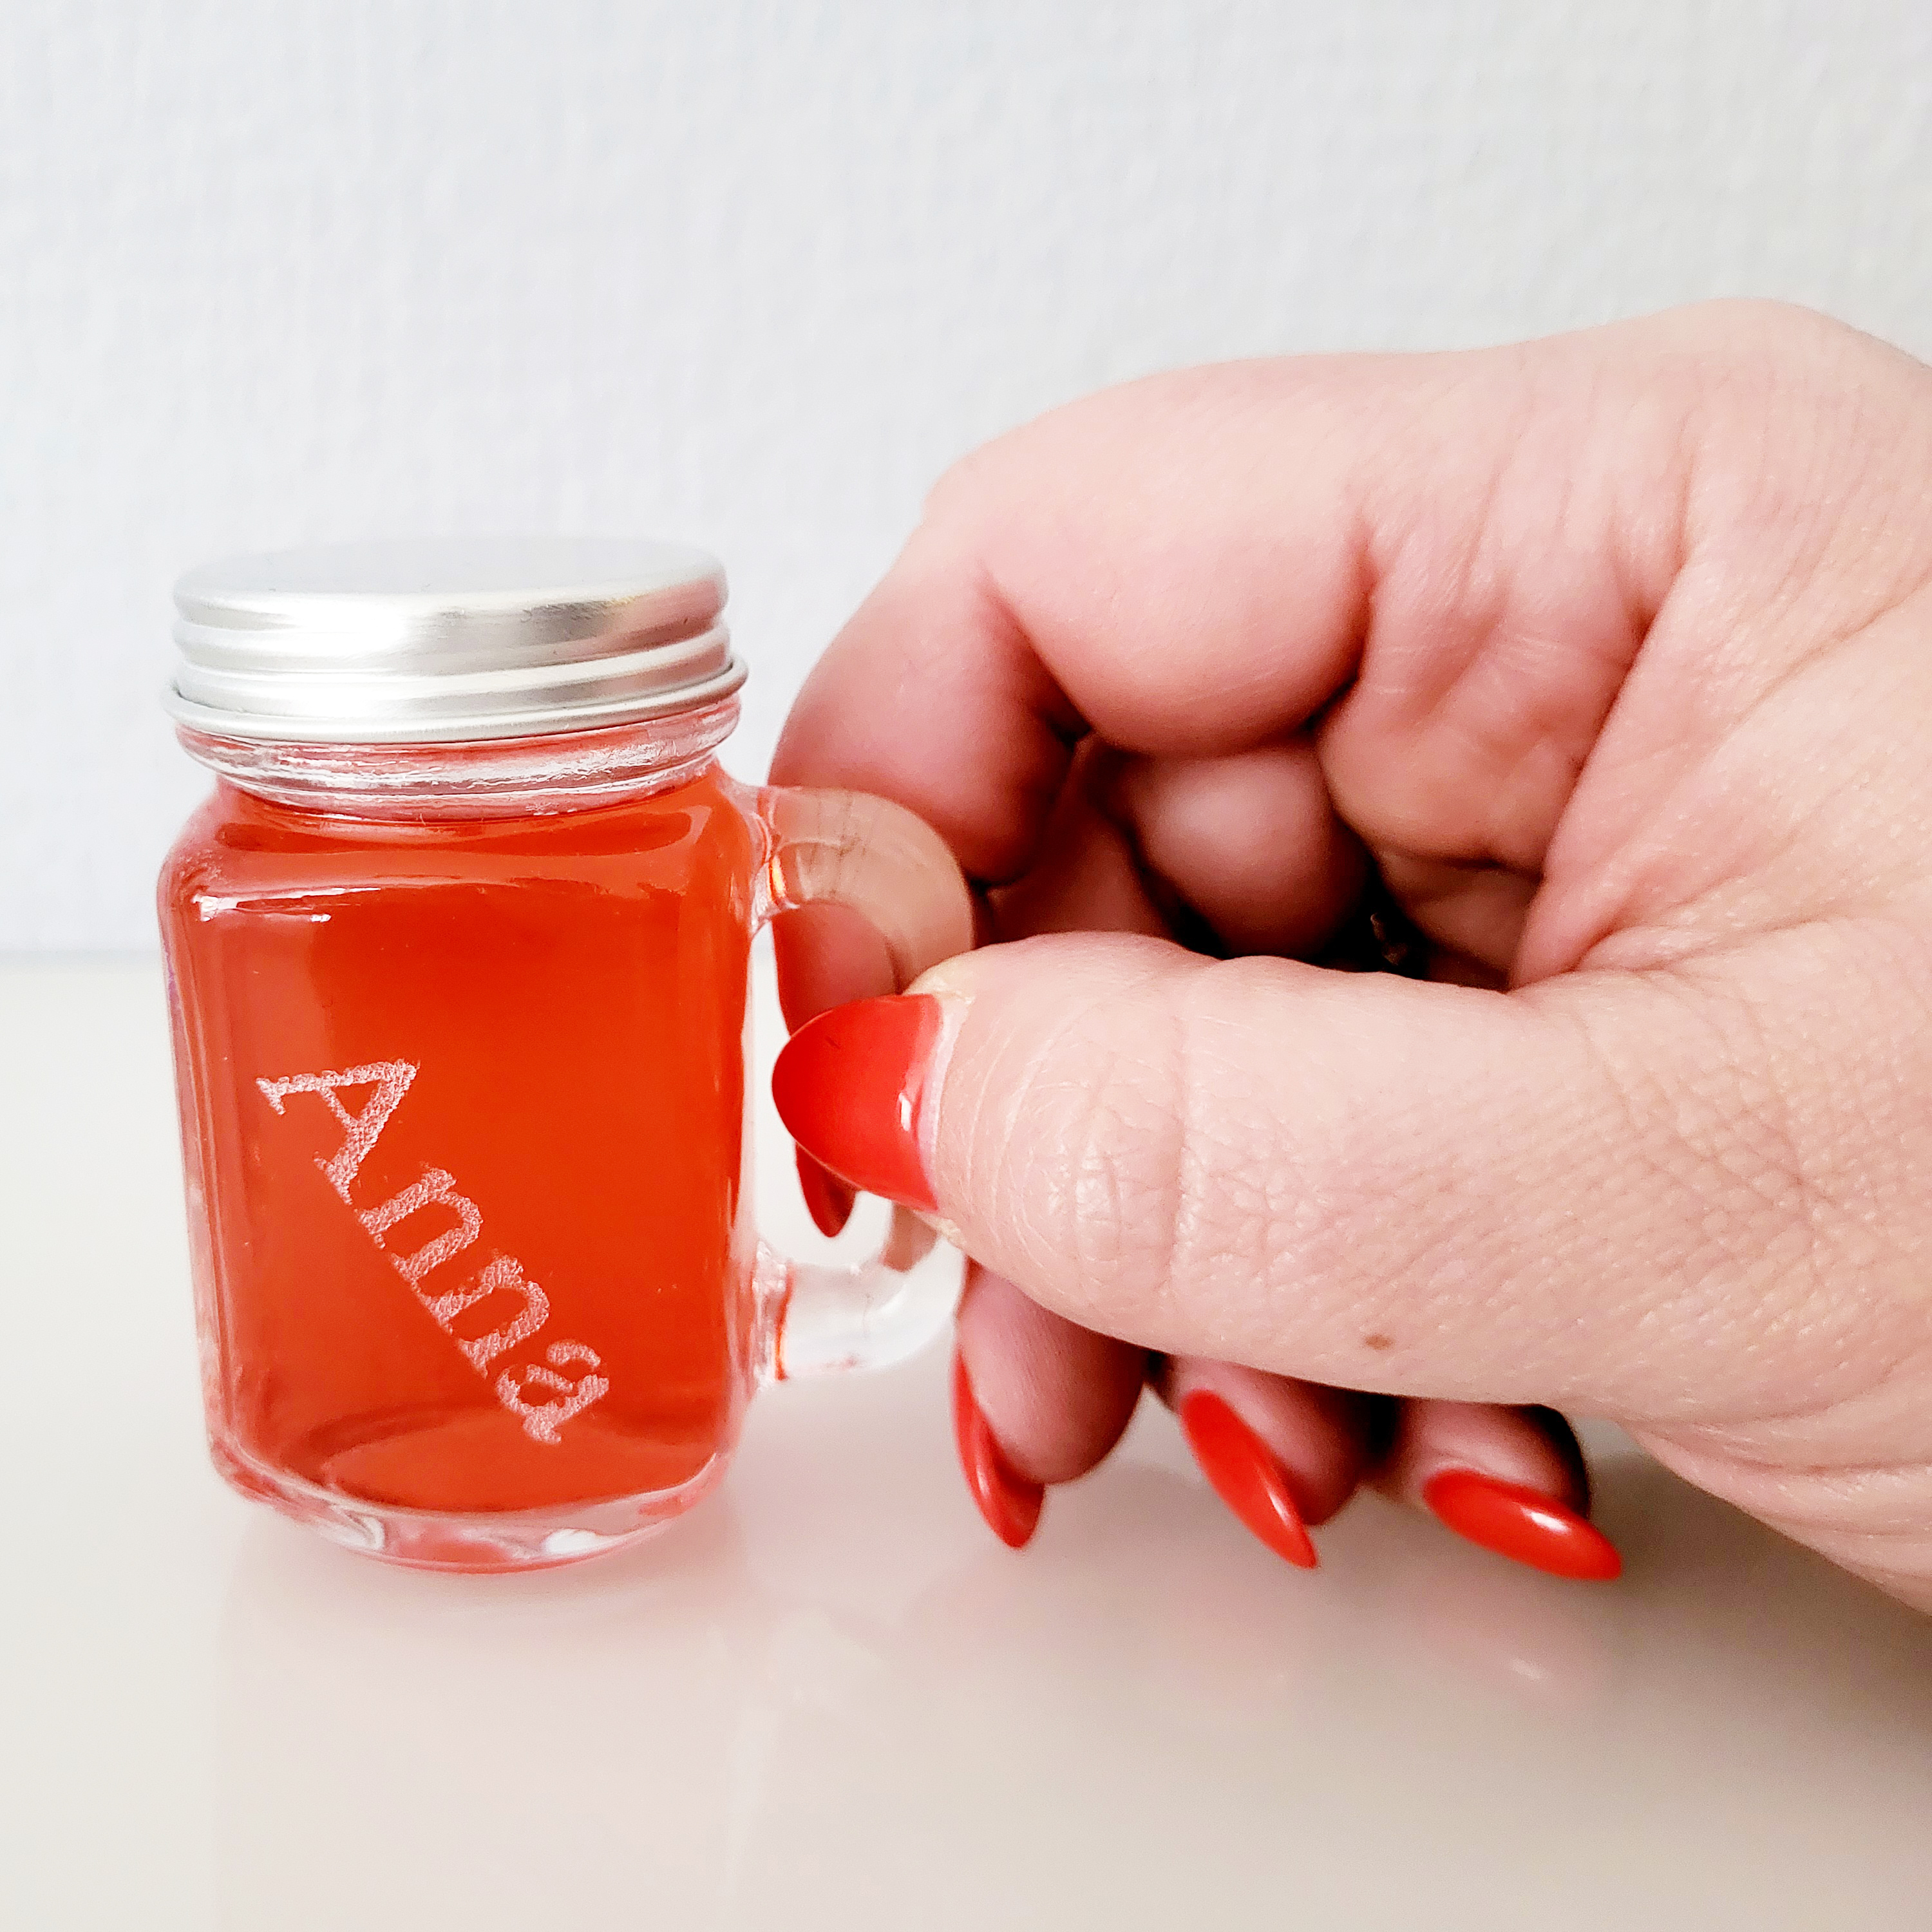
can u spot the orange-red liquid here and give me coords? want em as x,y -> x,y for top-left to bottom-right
159,762 -> 761,1517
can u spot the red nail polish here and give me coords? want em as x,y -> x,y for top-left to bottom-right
1178,1389 -> 1318,1570
795,1148 -> 855,1238
952,1350 -> 1043,1549
1423,1470 -> 1622,1581
771,996 -> 940,1212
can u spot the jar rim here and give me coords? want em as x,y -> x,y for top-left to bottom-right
177,699 -> 742,820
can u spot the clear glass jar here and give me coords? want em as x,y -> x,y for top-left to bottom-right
158,541 -> 969,1571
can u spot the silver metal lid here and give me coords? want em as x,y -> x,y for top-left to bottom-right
166,537 -> 745,744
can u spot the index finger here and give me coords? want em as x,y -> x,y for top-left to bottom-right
770,322 -> 1700,887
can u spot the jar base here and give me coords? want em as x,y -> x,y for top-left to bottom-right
210,1433 -> 725,1572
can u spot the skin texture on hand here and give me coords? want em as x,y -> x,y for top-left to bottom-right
771,301 -> 1932,1609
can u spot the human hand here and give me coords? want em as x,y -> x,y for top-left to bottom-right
770,302 -> 1932,1609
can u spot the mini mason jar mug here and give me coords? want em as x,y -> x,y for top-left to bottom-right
159,539 -> 971,1572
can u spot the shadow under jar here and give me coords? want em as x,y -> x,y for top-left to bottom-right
159,540 -> 969,1571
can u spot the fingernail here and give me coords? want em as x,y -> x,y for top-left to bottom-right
772,995 -> 942,1212
952,1350 -> 1044,1549
1423,1470 -> 1623,1581
795,1148 -> 855,1238
1178,1389 -> 1318,1570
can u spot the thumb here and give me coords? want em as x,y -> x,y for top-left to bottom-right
772,927 -> 1915,1423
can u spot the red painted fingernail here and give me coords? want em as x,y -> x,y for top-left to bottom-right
795,1148 -> 855,1238
1178,1389 -> 1318,1570
772,996 -> 940,1213
952,1350 -> 1043,1549
1423,1470 -> 1623,1581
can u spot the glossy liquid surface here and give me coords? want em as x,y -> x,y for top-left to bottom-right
160,763 -> 760,1523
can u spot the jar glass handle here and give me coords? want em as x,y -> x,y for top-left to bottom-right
751,786 -> 974,1378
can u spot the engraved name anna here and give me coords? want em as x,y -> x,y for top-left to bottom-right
256,1060 -> 611,1446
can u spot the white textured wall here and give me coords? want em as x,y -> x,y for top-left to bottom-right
3,0 -> 1927,948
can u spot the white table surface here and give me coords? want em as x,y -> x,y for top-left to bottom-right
5,956 -> 1932,1929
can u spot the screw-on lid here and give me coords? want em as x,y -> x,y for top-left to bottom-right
166,537 -> 745,744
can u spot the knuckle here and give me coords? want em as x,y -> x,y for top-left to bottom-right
1676,296 -> 1866,365
961,952 -> 1260,1336
1036,957 -> 1363,1341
